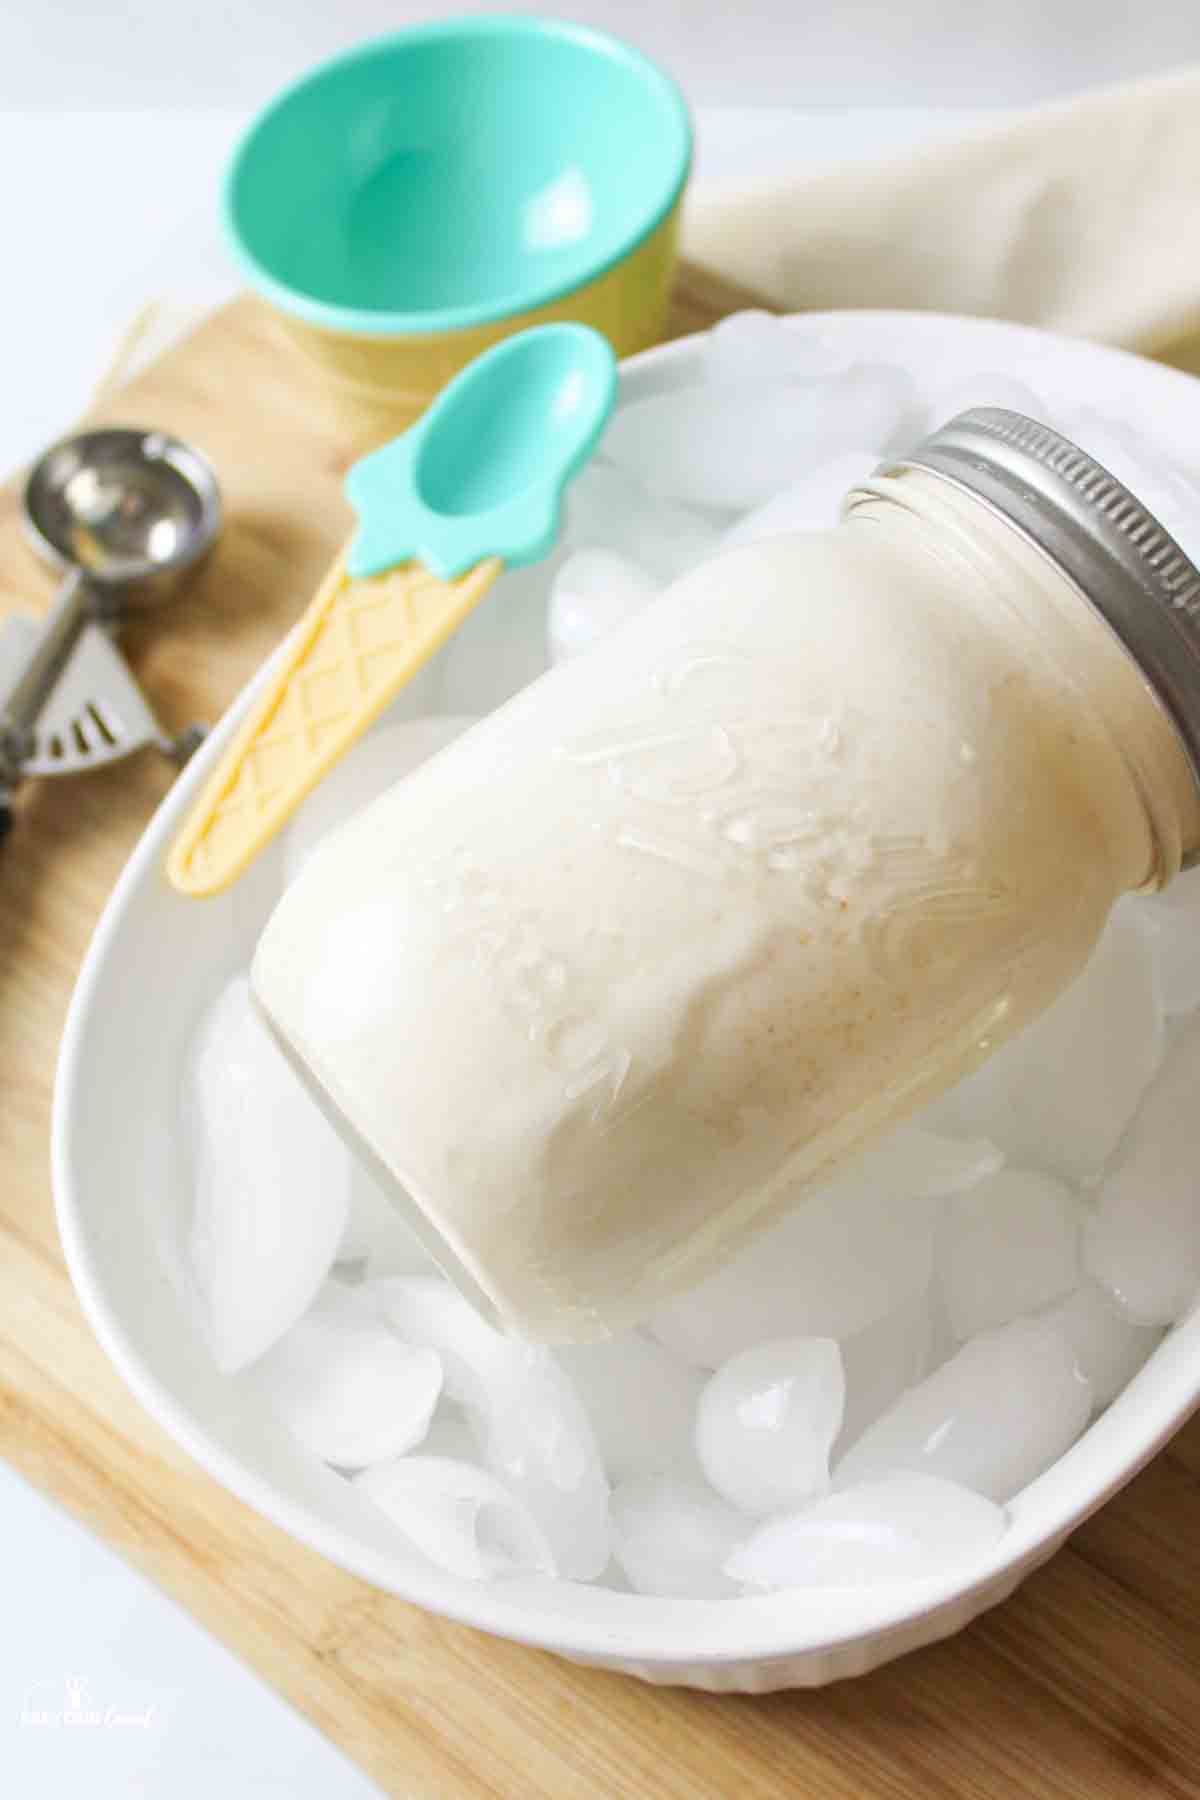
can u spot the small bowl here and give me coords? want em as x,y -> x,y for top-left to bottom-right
225,18 -> 691,432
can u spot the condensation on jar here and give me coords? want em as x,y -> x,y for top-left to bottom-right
253,410 -> 1200,1341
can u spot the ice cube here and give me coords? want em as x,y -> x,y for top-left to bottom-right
1041,1282 -> 1163,1408
726,1473 -> 1006,1591
929,907 -> 1163,1183
547,550 -> 660,665
704,312 -> 853,385
1126,868 -> 1200,1017
1084,1014 -> 1200,1324
373,1278 -> 610,1578
615,336 -> 708,408
355,1454 -> 557,1580
283,714 -> 475,885
564,460 -> 720,582
555,1332 -> 704,1482
929,372 -> 1049,433
836,1291 -> 934,1458
830,362 -> 925,455
337,1166 -> 439,1279
940,1167 -> 1082,1339
866,1124 -> 1004,1198
438,555 -> 558,715
924,1282 -> 961,1377
610,1470 -> 745,1597
600,363 -> 919,511
720,451 -> 882,550
695,1338 -> 844,1514
367,1276 -> 505,1406
184,975 -> 350,1372
244,1283 -> 441,1469
418,1411 -> 482,1463
648,1124 -> 997,1366
836,1317 -> 1091,1501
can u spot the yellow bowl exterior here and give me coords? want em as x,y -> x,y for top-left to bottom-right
269,199 -> 683,442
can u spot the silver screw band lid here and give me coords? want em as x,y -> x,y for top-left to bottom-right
884,407 -> 1200,793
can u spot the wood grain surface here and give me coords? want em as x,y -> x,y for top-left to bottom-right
1,274 -> 1199,1798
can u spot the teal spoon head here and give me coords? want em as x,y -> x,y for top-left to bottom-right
345,323 -> 617,580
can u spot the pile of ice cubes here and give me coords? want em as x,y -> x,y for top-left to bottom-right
179,316 -> 1200,1599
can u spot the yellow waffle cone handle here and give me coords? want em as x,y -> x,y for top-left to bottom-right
167,548 -> 501,897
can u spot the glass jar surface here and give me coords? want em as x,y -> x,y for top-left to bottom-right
253,459 -> 1200,1339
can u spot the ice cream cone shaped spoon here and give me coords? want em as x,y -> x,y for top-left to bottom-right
167,323 -> 616,897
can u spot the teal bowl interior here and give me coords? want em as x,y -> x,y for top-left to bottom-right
225,18 -> 692,336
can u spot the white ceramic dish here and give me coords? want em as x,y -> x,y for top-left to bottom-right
54,313 -> 1200,1691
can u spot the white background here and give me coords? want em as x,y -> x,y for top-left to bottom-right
1,3 -> 1197,1793
3,0 -> 1200,109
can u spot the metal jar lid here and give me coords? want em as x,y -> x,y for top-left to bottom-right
882,407 -> 1200,793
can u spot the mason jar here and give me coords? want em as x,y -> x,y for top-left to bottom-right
253,410 -> 1200,1340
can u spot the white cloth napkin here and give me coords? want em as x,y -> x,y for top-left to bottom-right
683,66 -> 1200,373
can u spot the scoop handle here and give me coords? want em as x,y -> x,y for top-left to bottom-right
166,544 -> 501,898
0,568 -> 99,742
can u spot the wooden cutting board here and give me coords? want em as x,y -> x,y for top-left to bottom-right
1,276 -> 1199,1800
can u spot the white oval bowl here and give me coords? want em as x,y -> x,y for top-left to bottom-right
54,312 -> 1200,1690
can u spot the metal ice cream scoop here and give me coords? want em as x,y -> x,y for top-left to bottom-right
0,426 -> 221,833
